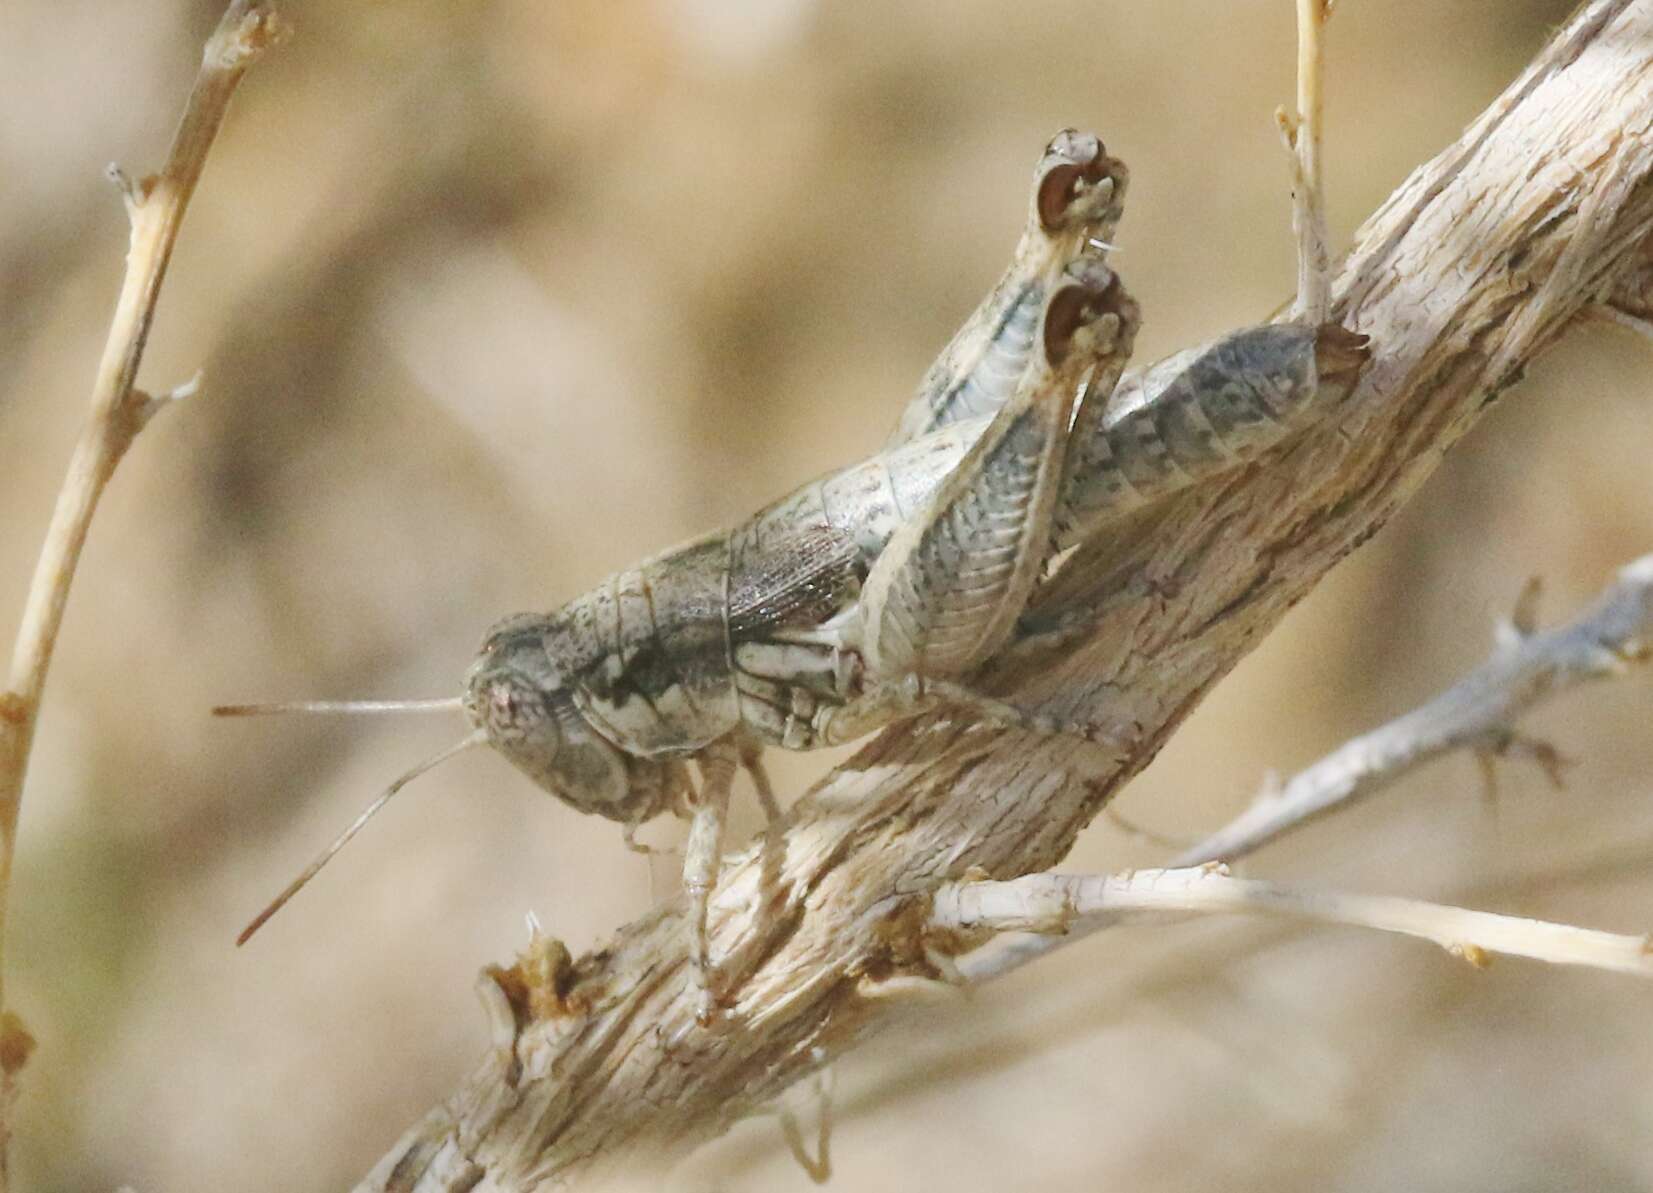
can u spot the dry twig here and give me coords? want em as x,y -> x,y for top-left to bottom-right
0,2 -> 283,1181
1283,0 -> 1332,321
1172,554 -> 1653,867
932,866 -> 1653,985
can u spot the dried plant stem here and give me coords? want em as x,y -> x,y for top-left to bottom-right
934,867 -> 1653,985
1285,0 -> 1332,320
982,554 -> 1653,979
1172,553 -> 1653,867
0,2 -> 282,1181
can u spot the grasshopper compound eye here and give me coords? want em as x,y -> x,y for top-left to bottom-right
464,668 -> 557,747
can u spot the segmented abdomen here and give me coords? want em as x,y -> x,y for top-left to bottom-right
1052,322 -> 1345,549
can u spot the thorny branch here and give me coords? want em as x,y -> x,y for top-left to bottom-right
0,1 -> 283,1181
360,3 -> 1653,1189
978,552 -> 1653,982
1171,553 -> 1653,867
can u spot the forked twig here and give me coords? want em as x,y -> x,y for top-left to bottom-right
901,552 -> 1653,997
0,2 -> 284,1179
1174,554 -> 1653,867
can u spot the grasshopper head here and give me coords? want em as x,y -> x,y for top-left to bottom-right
464,617 -> 663,823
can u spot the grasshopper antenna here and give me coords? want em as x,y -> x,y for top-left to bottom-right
213,697 -> 463,717
236,730 -> 486,946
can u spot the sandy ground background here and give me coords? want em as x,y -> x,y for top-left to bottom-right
3,1 -> 1651,1190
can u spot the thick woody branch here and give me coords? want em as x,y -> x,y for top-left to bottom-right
360,3 -> 1653,1188
0,1 -> 283,1179
931,867 -> 1653,986
1171,553 -> 1653,867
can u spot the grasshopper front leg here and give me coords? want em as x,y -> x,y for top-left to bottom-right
681,735 -> 783,1021
683,737 -> 739,1022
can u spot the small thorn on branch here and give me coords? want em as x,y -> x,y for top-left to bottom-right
105,163 -> 152,216
113,371 -> 203,458
777,1065 -> 834,1185
1498,574 -> 1545,646
1473,746 -> 1503,815
1490,731 -> 1573,790
1449,941 -> 1493,970
1275,106 -> 1300,153
131,370 -> 203,435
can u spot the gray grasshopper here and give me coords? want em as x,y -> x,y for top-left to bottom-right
221,130 -> 1368,1017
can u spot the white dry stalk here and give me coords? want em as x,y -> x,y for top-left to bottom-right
0,2 -> 284,1183
1171,553 -> 1653,867
933,867 -> 1653,986
358,4 -> 1653,1189
1285,0 -> 1332,322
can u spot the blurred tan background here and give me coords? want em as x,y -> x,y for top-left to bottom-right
3,1 -> 1651,1190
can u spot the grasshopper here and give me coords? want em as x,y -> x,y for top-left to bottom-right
220,129 -> 1368,1017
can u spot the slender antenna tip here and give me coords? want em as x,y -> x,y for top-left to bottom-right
233,731 -> 484,947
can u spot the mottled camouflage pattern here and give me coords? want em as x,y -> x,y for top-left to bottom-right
464,316 -> 1363,823
461,130 -> 1369,833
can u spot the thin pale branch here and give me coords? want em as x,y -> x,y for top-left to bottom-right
948,552 -> 1653,979
1172,553 -> 1653,867
358,3 -> 1653,1188
932,867 -> 1653,985
1285,0 -> 1332,321
0,1 -> 284,1179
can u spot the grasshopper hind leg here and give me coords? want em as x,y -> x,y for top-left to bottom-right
859,254 -> 1141,719
887,129 -> 1129,448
